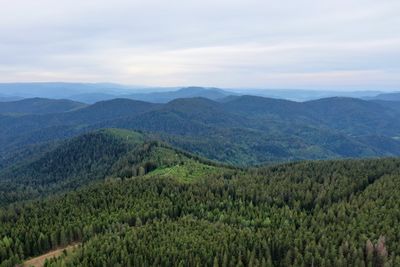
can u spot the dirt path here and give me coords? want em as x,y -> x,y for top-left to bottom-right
23,244 -> 79,267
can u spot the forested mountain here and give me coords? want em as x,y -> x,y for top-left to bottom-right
371,92 -> 400,101
2,0 -> 399,265
0,83 -> 232,104
0,133 -> 399,266
122,87 -> 233,103
0,99 -> 159,158
0,94 -> 22,102
1,95 -> 400,165
0,82 -> 387,102
0,129 -> 229,206
0,82 -> 132,99
372,100 -> 400,113
0,141 -> 59,170
67,98 -> 161,123
0,98 -> 86,115
68,93 -> 121,104
69,87 -> 233,103
0,129 -> 143,205
304,97 -> 400,136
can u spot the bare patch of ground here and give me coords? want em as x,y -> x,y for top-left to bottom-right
23,243 -> 79,267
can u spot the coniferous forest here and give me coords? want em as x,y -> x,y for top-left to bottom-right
2,0 -> 400,265
0,128 -> 399,266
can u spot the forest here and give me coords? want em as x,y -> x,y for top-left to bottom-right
0,129 -> 399,266
2,0 -> 400,264
2,95 -> 400,165
0,96 -> 400,267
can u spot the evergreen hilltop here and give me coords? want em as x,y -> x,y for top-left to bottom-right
0,129 -> 399,266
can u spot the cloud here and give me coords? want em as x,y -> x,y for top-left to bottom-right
0,0 -> 399,90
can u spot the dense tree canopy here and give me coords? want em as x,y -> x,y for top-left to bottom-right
2,95 -> 400,165
1,155 -> 400,266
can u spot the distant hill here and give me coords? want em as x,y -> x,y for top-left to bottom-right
4,82 -> 398,103
0,82 -> 134,99
68,93 -> 119,104
0,98 -> 86,115
0,99 -> 160,155
122,87 -> 234,103
372,100 -> 400,113
371,92 -> 400,101
96,97 -> 400,163
304,97 -> 400,136
1,95 -> 400,165
107,96 -> 400,163
0,93 -> 23,102
67,98 -> 161,123
61,87 -> 234,104
223,95 -> 308,119
0,83 -> 234,103
230,89 -> 382,101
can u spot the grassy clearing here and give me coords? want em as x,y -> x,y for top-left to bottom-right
147,160 -> 224,182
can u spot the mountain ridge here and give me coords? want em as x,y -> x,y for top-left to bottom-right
1,95 -> 400,165
0,128 -> 231,206
0,97 -> 86,115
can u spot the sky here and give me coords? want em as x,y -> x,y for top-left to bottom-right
0,0 -> 399,90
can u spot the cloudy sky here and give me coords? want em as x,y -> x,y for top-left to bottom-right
0,0 -> 399,90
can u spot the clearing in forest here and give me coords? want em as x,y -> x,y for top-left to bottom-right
23,244 -> 79,267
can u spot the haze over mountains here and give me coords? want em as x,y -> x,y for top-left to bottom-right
0,82 -> 398,103
1,86 -> 400,166
2,0 -> 400,264
1,83 -> 400,266
0,98 -> 86,115
370,92 -> 400,101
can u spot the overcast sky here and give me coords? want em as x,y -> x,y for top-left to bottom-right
0,0 -> 399,90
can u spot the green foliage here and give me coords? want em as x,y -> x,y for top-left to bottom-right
0,129 -> 145,205
0,129 -> 230,206
147,155 -> 229,182
2,96 -> 400,165
1,157 -> 400,266
104,128 -> 145,144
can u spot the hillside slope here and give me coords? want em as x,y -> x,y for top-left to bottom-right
1,96 -> 400,165
0,129 -> 142,205
123,87 -> 233,103
0,98 -> 86,115
1,157 -> 399,266
0,129 -> 229,206
371,92 -> 400,101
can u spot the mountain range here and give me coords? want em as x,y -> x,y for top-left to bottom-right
370,92 -> 400,101
1,88 -> 400,266
1,94 -> 400,166
1,82 -> 399,103
0,98 -> 86,114
1,127 -> 400,266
